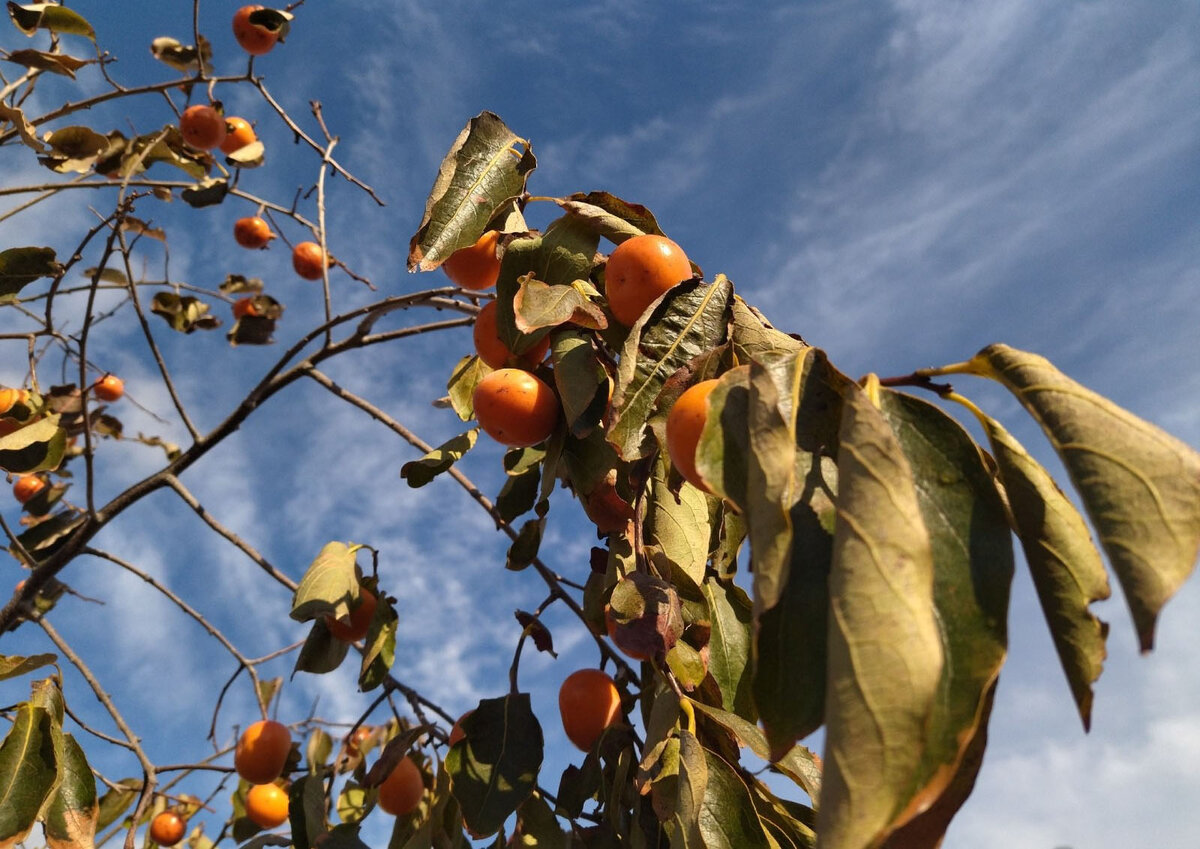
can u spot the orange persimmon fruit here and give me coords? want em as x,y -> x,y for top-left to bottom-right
472,368 -> 559,448
442,231 -> 502,291
233,6 -> 279,56
665,378 -> 719,492
604,234 -> 693,326
472,300 -> 550,370
234,719 -> 292,785
179,104 -> 226,150
377,755 -> 424,816
559,668 -> 622,752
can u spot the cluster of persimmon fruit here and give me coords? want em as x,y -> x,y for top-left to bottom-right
5,375 -> 124,506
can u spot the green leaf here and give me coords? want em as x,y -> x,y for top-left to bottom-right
702,581 -> 755,719
0,703 -> 57,846
671,730 -> 708,847
505,517 -> 545,571
446,355 -> 488,422
446,694 -> 543,838
11,510 -> 84,565
729,295 -> 807,365
306,728 -> 332,774
973,406 -> 1109,729
608,276 -> 733,460
555,191 -> 665,243
289,774 -> 327,849
496,446 -> 544,523
687,701 -> 821,803
514,280 -> 607,333
694,366 -> 753,509
7,3 -> 95,40
400,429 -> 477,488
290,541 -> 363,622
150,292 -> 222,333
0,653 -> 56,681
294,619 -> 351,676
644,458 -> 711,589
409,111 -> 535,270
696,747 -> 772,849
0,246 -> 59,300
512,793 -> 566,849
963,343 -> 1200,652
816,379 -> 943,849
358,593 -> 398,692
42,730 -> 98,849
560,428 -> 634,536
38,126 -> 108,174
550,329 -> 609,437
95,779 -> 140,832
874,389 -> 1014,843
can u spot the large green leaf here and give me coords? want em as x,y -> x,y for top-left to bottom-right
7,3 -> 95,40
0,414 -> 66,474
697,747 -> 772,849
817,379 -> 942,849
973,406 -> 1109,729
446,694 -> 543,837
42,730 -> 97,849
0,246 -> 59,301
963,344 -> 1200,652
608,276 -> 733,460
550,329 -> 609,437
357,593 -> 398,692
0,702 -> 57,846
290,541 -> 363,622
702,581 -> 755,720
875,390 -> 1013,845
408,111 -> 535,270
644,458 -> 711,589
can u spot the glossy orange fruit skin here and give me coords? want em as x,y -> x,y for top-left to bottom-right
149,811 -> 186,846
324,587 -> 377,642
292,241 -> 330,280
0,387 -> 26,415
234,216 -> 274,249
473,301 -> 550,370
12,475 -> 45,504
472,368 -> 560,448
442,231 -> 502,290
179,104 -> 227,150
245,782 -> 289,828
235,720 -> 292,785
221,117 -> 257,154
559,668 -> 621,752
605,234 -> 693,326
233,6 -> 278,56
94,375 -> 124,402
665,379 -> 719,492
377,755 -> 424,816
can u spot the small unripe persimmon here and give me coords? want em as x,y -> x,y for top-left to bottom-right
292,241 -> 331,280
605,234 -> 693,326
233,6 -> 279,56
234,216 -> 275,249
665,379 -> 719,492
472,368 -> 559,448
179,104 -> 226,150
234,719 -> 292,785
13,475 -> 45,504
442,231 -> 502,291
94,374 -> 124,402
149,811 -> 186,846
221,117 -> 257,154
473,300 -> 550,370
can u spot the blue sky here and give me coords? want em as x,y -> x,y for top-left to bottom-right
2,1 -> 1199,847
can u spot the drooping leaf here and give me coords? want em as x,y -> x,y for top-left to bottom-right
816,378 -> 943,849
227,314 -> 279,346
95,779 -> 140,832
0,413 -> 65,475
556,192 -> 665,243
357,593 -> 398,692
701,580 -> 755,719
495,445 -> 544,524
747,780 -> 817,849
729,295 -> 807,365
446,694 -> 543,838
4,48 -> 88,77
511,792 -> 566,848
550,329 -> 609,437
608,276 -> 733,460
400,428 -> 478,488
962,343 -> 1200,652
0,246 -> 59,300
42,730 -> 98,849
150,292 -> 221,333
294,619 -> 351,676
12,509 -> 84,565
7,3 -> 95,40
874,389 -> 1013,844
0,654 -> 56,680
644,457 -> 711,589
696,747 -> 772,849
446,355 -> 488,422
289,774 -> 327,849
560,428 -> 635,536
0,102 -> 43,151
181,177 -> 228,207
972,405 -> 1109,729
408,111 -> 535,270
290,541 -> 363,622
505,517 -> 545,571
0,703 -> 57,847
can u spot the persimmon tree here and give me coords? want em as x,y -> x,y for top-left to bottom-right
1,4 -> 1198,849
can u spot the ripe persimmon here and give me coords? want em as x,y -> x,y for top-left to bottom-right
94,374 -> 124,402
179,104 -> 226,150
245,782 -> 289,829
473,301 -> 550,370
605,234 -> 693,326
442,231 -> 502,290
221,117 -> 257,154
234,216 -> 275,249
377,755 -> 424,816
472,368 -> 559,448
0,387 -> 26,415
559,668 -> 622,752
665,379 -> 719,492
292,241 -> 331,280
233,6 -> 279,56
324,587 -> 377,642
149,811 -> 186,846
234,719 -> 292,785
13,475 -> 45,504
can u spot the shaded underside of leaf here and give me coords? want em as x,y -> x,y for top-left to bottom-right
975,408 -> 1109,729
968,343 -> 1200,652
817,380 -> 943,849
42,730 -> 98,849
